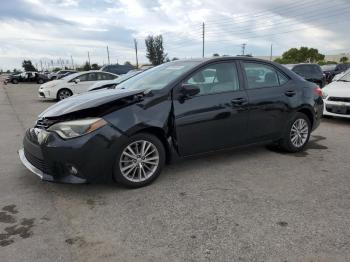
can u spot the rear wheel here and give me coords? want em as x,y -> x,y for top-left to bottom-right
113,133 -> 165,188
37,79 -> 44,84
279,113 -> 311,152
57,89 -> 72,101
12,79 -> 18,84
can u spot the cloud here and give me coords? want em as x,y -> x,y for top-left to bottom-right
0,0 -> 350,70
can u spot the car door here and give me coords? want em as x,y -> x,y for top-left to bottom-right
173,61 -> 249,156
72,73 -> 97,94
240,61 -> 296,142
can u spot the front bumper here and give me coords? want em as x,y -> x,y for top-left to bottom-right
19,125 -> 127,184
323,100 -> 350,118
38,88 -> 54,99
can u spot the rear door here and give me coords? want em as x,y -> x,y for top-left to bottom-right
173,61 -> 249,156
240,61 -> 296,142
72,73 -> 98,94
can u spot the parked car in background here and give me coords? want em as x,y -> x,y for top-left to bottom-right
48,70 -> 77,80
323,71 -> 350,118
4,71 -> 48,84
38,70 -> 118,100
101,64 -> 134,75
332,68 -> 350,82
321,64 -> 350,83
284,64 -> 326,88
88,70 -> 145,92
20,57 -> 323,187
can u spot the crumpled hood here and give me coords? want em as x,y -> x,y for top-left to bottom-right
39,88 -> 145,118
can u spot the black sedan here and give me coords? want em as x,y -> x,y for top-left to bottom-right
19,57 -> 324,188
284,64 -> 326,88
5,71 -> 48,84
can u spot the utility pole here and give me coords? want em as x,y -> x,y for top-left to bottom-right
70,55 -> 74,69
241,43 -> 247,55
40,60 -> 43,72
106,46 -> 110,65
87,51 -> 91,66
134,39 -> 139,69
270,44 -> 273,61
202,22 -> 205,58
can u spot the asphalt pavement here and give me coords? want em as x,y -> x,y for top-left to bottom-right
0,81 -> 350,262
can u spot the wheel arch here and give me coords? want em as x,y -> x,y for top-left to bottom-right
297,107 -> 314,128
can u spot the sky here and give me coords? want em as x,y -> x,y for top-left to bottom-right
0,0 -> 350,70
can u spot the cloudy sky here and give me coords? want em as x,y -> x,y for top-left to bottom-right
0,0 -> 350,70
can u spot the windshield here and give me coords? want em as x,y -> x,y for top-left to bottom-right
321,64 -> 336,71
338,71 -> 350,82
117,61 -> 202,91
114,70 -> 142,84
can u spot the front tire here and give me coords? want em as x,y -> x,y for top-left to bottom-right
113,133 -> 165,188
37,79 -> 44,84
12,79 -> 18,84
279,113 -> 311,152
57,88 -> 72,101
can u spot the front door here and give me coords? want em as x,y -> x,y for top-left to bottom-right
173,61 -> 249,156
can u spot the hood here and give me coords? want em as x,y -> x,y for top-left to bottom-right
324,81 -> 350,97
39,88 -> 145,118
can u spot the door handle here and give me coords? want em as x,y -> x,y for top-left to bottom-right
231,97 -> 248,106
285,90 -> 296,97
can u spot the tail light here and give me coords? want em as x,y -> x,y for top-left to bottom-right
314,86 -> 323,97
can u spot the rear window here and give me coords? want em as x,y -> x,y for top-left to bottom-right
293,65 -> 322,76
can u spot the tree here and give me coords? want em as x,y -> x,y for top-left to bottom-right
83,62 -> 91,71
274,47 -> 325,64
213,53 -> 220,57
22,60 -> 37,71
91,63 -> 100,70
340,56 -> 349,63
124,61 -> 133,66
145,35 -> 168,65
52,67 -> 61,72
172,57 -> 179,61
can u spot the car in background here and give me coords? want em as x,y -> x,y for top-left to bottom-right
332,68 -> 350,82
20,57 -> 323,187
48,70 -> 77,80
323,71 -> 350,118
284,64 -> 326,88
38,70 -> 118,101
88,70 -> 145,92
4,71 -> 48,84
321,64 -> 350,83
100,64 -> 134,75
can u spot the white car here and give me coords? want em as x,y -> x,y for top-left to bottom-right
88,70 -> 143,92
332,68 -> 350,82
38,70 -> 118,100
323,71 -> 350,118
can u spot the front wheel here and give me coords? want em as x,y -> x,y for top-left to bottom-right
57,89 -> 72,101
113,133 -> 165,188
12,79 -> 18,84
37,79 -> 44,84
279,113 -> 311,152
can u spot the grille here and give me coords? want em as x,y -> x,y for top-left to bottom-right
328,97 -> 350,103
326,105 -> 350,115
24,149 -> 51,174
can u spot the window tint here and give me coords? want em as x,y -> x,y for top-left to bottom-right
87,73 -> 98,81
243,62 -> 284,89
293,65 -> 322,76
98,72 -> 116,80
185,62 -> 240,95
74,73 -> 89,82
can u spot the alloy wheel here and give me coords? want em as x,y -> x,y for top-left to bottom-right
119,140 -> 160,182
58,90 -> 72,100
290,118 -> 309,148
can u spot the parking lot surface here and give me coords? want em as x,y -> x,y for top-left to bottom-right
1,81 -> 350,261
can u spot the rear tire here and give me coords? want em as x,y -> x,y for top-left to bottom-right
279,112 -> 311,152
12,79 -> 18,84
57,88 -> 72,101
38,79 -> 44,84
113,133 -> 165,188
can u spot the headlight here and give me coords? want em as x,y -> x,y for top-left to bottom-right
322,91 -> 328,99
47,118 -> 107,139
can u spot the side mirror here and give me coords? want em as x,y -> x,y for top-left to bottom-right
180,83 -> 200,98
74,79 -> 80,84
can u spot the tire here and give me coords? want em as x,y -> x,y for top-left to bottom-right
12,79 -> 18,84
279,112 -> 311,153
113,133 -> 165,188
57,88 -> 73,101
37,79 -> 44,84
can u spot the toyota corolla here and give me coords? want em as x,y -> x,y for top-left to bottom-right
19,57 -> 323,188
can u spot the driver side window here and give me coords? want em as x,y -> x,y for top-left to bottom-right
184,62 -> 240,96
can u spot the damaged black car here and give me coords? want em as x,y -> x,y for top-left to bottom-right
19,57 -> 323,188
